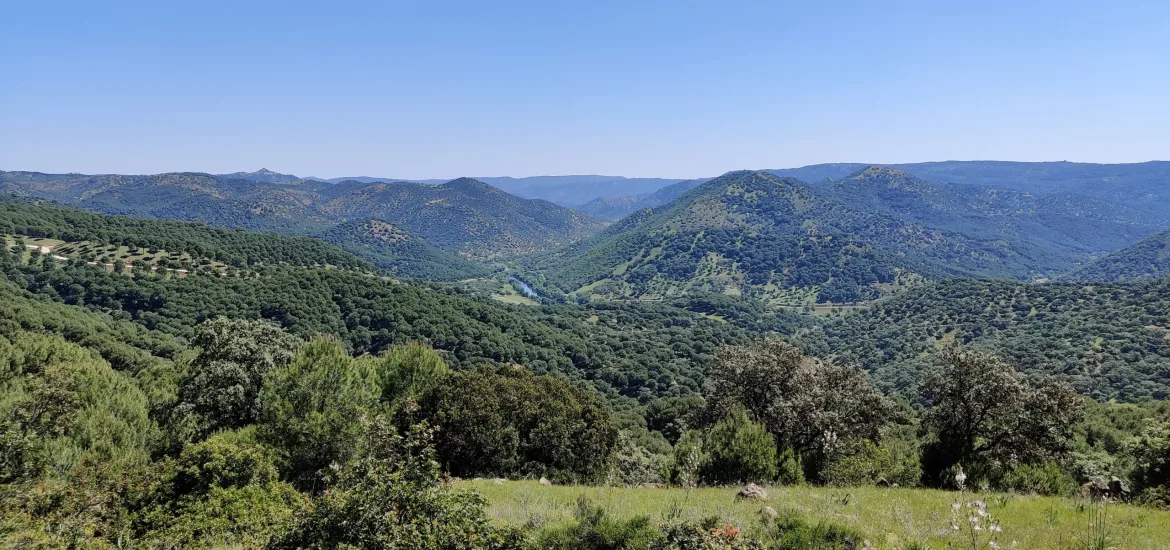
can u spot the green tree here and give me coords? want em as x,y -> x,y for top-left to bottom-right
374,342 -> 449,406
921,345 -> 1083,486
705,339 -> 894,477
176,318 -> 302,438
700,409 -> 778,485
419,365 -> 618,482
1129,419 -> 1170,507
258,338 -> 380,490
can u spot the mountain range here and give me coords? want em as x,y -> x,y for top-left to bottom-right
0,170 -> 603,276
525,167 -> 1168,304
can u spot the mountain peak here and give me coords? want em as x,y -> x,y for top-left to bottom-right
848,165 -> 920,188
443,177 -> 500,193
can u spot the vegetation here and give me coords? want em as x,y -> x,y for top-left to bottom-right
1065,229 -> 1170,283
814,278 -> 1170,401
0,171 -> 604,260
1,187 -> 1169,547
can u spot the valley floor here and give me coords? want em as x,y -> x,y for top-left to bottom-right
463,481 -> 1170,549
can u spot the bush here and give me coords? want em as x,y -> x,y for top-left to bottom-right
607,431 -> 672,486
671,430 -> 705,488
765,507 -> 865,550
777,446 -> 804,485
700,410 -> 777,485
270,415 -> 524,550
821,439 -> 920,488
654,517 -> 764,550
996,461 -> 1076,496
536,496 -> 661,549
127,433 -> 303,547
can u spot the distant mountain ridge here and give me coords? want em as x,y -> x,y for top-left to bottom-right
575,179 -> 709,220
0,170 -> 605,270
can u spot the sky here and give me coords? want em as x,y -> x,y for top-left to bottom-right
2,1 -> 1169,179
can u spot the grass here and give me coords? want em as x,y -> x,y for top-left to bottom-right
461,481 -> 1170,549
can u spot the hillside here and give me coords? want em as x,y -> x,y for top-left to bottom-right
530,170 -> 1106,304
312,177 -> 604,258
0,171 -> 604,261
314,219 -> 491,280
820,166 -> 1160,266
574,179 -> 708,221
1063,229 -> 1170,282
814,278 -> 1170,401
762,161 -> 1170,222
0,197 -> 371,270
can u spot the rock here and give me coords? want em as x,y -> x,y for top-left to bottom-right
493,478 -> 505,485
875,477 -> 889,487
760,506 -> 778,519
1109,476 -> 1131,499
539,477 -> 552,486
639,482 -> 665,489
736,483 -> 768,500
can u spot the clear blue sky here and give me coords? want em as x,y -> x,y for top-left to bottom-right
2,1 -> 1168,179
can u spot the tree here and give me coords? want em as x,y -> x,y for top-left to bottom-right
419,365 -> 618,482
175,318 -> 302,438
704,339 -> 894,476
700,409 -> 778,485
374,342 -> 449,406
921,345 -> 1083,486
1129,419 -> 1170,507
258,338 -> 380,490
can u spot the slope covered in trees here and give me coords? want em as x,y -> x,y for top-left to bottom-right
814,278 -> 1170,402
529,170 -> 1108,304
1063,229 -> 1170,282
0,171 -> 605,261
314,219 -> 491,280
0,197 -> 371,270
821,166 -> 1160,266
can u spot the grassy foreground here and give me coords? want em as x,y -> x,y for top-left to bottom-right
461,481 -> 1170,549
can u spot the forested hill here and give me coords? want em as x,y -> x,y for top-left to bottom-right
311,177 -> 604,258
812,278 -> 1170,402
0,171 -> 605,262
820,167 -> 1160,267
528,170 -> 1108,304
1062,229 -> 1170,282
0,197 -> 371,270
313,219 -> 491,280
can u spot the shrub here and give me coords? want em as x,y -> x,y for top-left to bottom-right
996,461 -> 1076,496
671,430 -> 705,488
608,431 -> 672,486
821,439 -> 920,488
536,496 -> 661,549
764,507 -> 865,550
700,410 -> 777,485
653,517 -> 765,550
270,415 -> 524,550
777,446 -> 804,485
